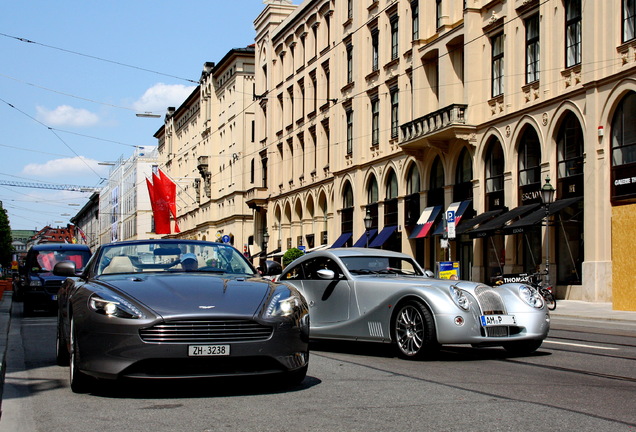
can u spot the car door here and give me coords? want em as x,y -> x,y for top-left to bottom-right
299,256 -> 352,324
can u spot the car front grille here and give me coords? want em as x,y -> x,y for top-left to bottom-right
474,286 -> 506,315
139,319 -> 274,344
43,280 -> 63,295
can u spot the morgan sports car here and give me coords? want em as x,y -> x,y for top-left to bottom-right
277,248 -> 549,359
54,239 -> 309,393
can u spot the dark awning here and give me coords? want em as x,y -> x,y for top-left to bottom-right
456,208 -> 505,235
265,247 -> 281,257
432,200 -> 472,236
467,203 -> 541,238
369,226 -> 398,248
408,205 -> 442,239
352,228 -> 378,247
331,232 -> 352,248
503,197 -> 583,235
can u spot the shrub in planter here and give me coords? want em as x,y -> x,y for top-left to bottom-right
283,248 -> 304,268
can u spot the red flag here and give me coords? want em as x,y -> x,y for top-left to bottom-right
147,176 -> 171,234
158,170 -> 180,233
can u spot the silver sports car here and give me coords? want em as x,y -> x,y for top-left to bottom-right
54,239 -> 309,393
277,248 -> 549,359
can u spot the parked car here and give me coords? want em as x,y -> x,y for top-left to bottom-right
277,248 -> 550,359
19,243 -> 92,315
54,239 -> 309,393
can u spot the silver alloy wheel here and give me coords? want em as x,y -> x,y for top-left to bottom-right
395,304 -> 425,356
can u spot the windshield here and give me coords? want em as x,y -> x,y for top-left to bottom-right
340,256 -> 424,276
31,249 -> 91,272
96,241 -> 257,277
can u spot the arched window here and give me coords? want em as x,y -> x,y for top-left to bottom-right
366,175 -> 379,229
428,156 -> 444,206
454,147 -> 473,200
342,181 -> 354,233
611,91 -> 636,202
518,127 -> 542,204
385,170 -> 399,226
558,113 -> 584,179
485,138 -> 505,210
405,164 -> 421,226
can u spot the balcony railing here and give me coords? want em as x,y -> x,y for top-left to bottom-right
399,104 -> 469,145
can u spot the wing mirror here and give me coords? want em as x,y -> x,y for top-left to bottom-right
53,261 -> 77,277
317,269 -> 336,280
424,269 -> 435,278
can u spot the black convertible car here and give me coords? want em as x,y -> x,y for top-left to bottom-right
54,239 -> 309,393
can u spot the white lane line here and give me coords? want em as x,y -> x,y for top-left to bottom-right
544,340 -> 619,350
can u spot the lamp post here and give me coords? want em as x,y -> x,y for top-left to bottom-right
541,176 -> 556,287
364,208 -> 373,248
262,230 -> 270,255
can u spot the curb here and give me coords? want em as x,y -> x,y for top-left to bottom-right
0,291 -> 13,420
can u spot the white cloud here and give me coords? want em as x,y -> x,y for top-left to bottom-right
132,83 -> 197,113
36,105 -> 100,127
22,156 -> 109,179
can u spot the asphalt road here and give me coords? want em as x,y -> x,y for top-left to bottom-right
1,303 -> 635,432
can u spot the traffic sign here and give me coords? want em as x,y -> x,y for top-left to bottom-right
221,235 -> 231,244
447,210 -> 456,239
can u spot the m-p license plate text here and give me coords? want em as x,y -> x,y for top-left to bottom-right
480,315 -> 516,327
188,344 -> 230,356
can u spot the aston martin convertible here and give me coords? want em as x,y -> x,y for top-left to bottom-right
54,239 -> 309,393
277,248 -> 549,359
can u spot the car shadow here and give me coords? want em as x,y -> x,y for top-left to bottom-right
88,374 -> 322,399
310,339 -> 552,361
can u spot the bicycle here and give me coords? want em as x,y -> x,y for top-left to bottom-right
529,272 -> 557,311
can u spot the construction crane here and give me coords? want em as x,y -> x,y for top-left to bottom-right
0,180 -> 101,193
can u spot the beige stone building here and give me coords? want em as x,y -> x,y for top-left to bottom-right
154,47 -> 258,256
248,0 -> 636,310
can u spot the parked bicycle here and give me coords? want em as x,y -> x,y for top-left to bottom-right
528,272 -> 556,311
492,272 -> 556,310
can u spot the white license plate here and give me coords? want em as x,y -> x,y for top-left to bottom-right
188,344 -> 230,357
480,315 -> 516,327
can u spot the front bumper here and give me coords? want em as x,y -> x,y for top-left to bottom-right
74,315 -> 309,380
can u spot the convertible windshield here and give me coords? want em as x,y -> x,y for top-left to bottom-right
340,256 -> 424,276
96,241 -> 257,276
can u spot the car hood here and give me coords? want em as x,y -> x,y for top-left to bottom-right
97,274 -> 273,317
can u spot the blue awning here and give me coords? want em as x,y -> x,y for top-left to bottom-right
331,232 -> 352,248
352,229 -> 378,247
369,226 -> 398,248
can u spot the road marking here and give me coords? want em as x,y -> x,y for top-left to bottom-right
544,340 -> 618,350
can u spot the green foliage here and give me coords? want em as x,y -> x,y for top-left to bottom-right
0,206 -> 12,268
283,248 -> 304,268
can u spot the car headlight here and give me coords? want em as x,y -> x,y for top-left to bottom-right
265,288 -> 303,318
88,292 -> 145,319
449,285 -> 470,311
29,280 -> 42,287
519,285 -> 544,309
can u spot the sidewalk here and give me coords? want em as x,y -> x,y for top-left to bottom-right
0,291 -> 12,419
550,299 -> 636,323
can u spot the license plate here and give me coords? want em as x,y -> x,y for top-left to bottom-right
51,295 -> 58,301
188,344 -> 230,356
480,315 -> 516,327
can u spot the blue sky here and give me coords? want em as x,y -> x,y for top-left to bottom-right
1,0 -> 278,231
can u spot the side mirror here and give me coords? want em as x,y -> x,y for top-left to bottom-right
53,261 -> 77,277
424,270 -> 435,278
262,260 -> 282,276
317,269 -> 336,280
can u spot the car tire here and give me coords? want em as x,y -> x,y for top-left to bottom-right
392,300 -> 438,360
284,364 -> 308,387
503,339 -> 543,356
56,312 -> 69,366
69,317 -> 93,393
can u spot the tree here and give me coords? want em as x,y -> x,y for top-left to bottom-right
0,204 -> 12,269
283,248 -> 304,268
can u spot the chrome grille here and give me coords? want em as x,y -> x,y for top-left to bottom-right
474,286 -> 506,315
139,319 -> 273,343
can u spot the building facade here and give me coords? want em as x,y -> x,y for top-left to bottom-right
154,47 -> 257,254
249,0 -> 636,310
69,193 -> 100,250
97,146 -> 159,245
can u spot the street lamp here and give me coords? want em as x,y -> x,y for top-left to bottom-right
262,230 -> 270,254
364,208 -> 373,248
541,176 -> 556,287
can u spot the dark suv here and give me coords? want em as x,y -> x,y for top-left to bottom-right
19,243 -> 92,315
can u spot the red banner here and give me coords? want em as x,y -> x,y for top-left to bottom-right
158,170 -> 180,233
146,176 -> 171,234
